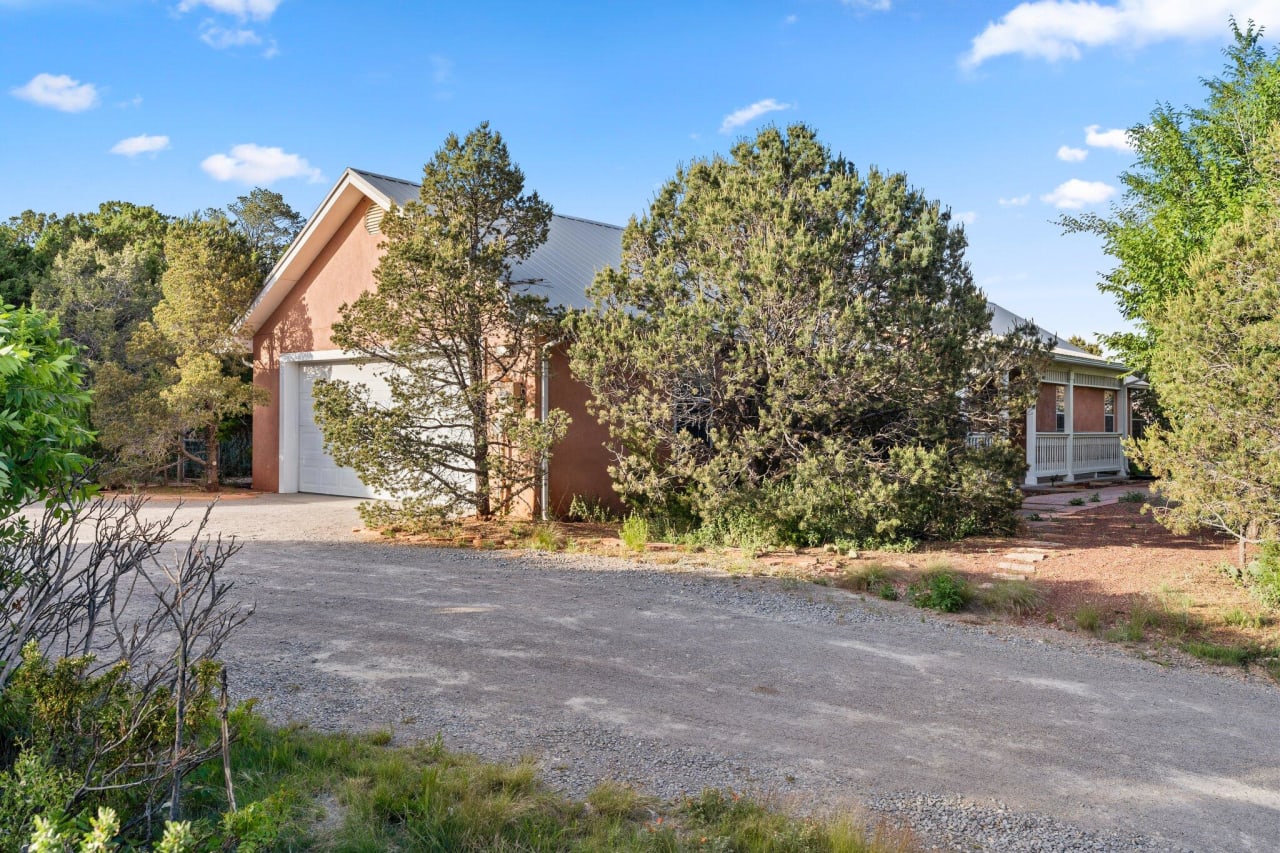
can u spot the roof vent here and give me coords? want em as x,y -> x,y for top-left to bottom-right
364,201 -> 386,234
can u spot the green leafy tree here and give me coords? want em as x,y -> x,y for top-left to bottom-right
113,219 -> 264,490
0,305 -> 92,518
30,239 -> 159,366
312,122 -> 565,520
570,124 -> 1044,545
227,187 -> 305,276
1133,164 -> 1280,558
1064,20 -> 1280,375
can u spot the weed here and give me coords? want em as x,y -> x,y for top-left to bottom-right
878,583 -> 899,601
367,729 -> 393,747
1088,492 -> 1101,503
1073,604 -> 1101,633
1025,512 -> 1042,522
1223,608 -> 1269,630
620,515 -> 650,552
566,494 -> 618,524
1067,496 -> 1086,507
585,780 -> 651,820
1118,491 -> 1147,504
908,565 -> 972,613
979,579 -> 1044,617
835,562 -> 898,593
527,524 -> 562,551
1120,605 -> 1156,642
1181,640 -> 1257,667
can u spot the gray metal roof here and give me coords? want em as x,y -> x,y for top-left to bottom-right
350,168 -> 1124,369
352,169 -> 622,311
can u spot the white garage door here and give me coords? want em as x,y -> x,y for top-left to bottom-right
297,360 -> 395,498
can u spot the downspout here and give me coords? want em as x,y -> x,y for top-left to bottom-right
540,339 -> 561,521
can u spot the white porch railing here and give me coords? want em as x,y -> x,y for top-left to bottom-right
1033,432 -> 1125,480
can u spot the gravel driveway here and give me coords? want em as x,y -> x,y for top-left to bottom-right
137,495 -> 1278,852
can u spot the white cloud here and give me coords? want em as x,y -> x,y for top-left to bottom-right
10,73 -> 98,112
177,0 -> 281,20
262,39 -> 279,59
963,1 -> 1280,68
1041,178 -> 1116,208
843,0 -> 892,9
998,194 -> 1032,206
784,14 -> 798,24
200,22 -> 261,48
1084,123 -> 1134,151
1057,144 -> 1088,161
955,211 -> 978,225
201,143 -> 323,184
720,98 -> 793,134
111,134 -> 171,157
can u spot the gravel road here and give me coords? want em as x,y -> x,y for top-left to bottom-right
138,496 -> 1279,852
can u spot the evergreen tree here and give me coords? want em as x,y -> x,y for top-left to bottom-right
311,123 -> 565,520
570,124 -> 1044,545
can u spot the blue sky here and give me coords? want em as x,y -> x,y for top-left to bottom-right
4,0 -> 1279,345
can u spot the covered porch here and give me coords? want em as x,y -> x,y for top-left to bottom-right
1024,365 -> 1131,485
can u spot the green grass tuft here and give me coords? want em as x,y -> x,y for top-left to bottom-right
620,515 -> 650,552
835,562 -> 898,593
978,579 -> 1044,617
1073,604 -> 1101,633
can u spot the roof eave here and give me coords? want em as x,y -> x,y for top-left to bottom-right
238,168 -> 394,337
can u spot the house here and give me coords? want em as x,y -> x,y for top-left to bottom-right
245,168 -> 1137,514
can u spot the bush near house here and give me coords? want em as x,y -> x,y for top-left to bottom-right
571,124 -> 1045,549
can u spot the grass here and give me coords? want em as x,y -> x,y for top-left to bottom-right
183,714 -> 917,852
1180,640 -> 1259,667
528,523 -> 563,551
978,579 -> 1044,617
835,562 -> 898,593
1223,607 -> 1270,630
1073,604 -> 1101,633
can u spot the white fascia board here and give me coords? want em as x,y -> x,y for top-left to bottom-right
240,169 -> 394,336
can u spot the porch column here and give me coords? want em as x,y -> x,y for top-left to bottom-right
1025,405 -> 1036,486
1064,371 -> 1076,482
1118,382 -> 1130,476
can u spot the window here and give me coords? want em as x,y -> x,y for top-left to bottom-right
1055,385 -> 1065,432
1104,390 -> 1115,433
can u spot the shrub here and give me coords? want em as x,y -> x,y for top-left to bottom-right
1118,490 -> 1147,504
0,752 -> 76,851
619,515 -> 649,552
1067,496 -> 1086,506
979,579 -> 1044,617
878,583 -> 900,601
1088,492 -> 1101,503
1247,540 -> 1280,609
908,565 -> 972,613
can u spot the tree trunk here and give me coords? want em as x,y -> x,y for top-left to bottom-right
204,425 -> 220,492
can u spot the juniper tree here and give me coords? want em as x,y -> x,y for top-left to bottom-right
570,124 -> 1044,545
311,123 -> 567,520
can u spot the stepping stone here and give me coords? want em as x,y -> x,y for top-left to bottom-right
993,571 -> 1030,580
996,561 -> 1038,573
1004,552 -> 1047,564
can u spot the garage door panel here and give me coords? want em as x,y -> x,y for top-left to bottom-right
297,360 -> 396,498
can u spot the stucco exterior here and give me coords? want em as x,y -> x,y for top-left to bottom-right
248,170 -> 621,516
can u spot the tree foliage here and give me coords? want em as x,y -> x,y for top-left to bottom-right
1133,160 -> 1280,552
0,306 -> 92,518
570,124 -> 1045,545
312,123 -> 566,519
1064,20 -> 1280,375
97,219 -> 264,489
226,188 -> 305,276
